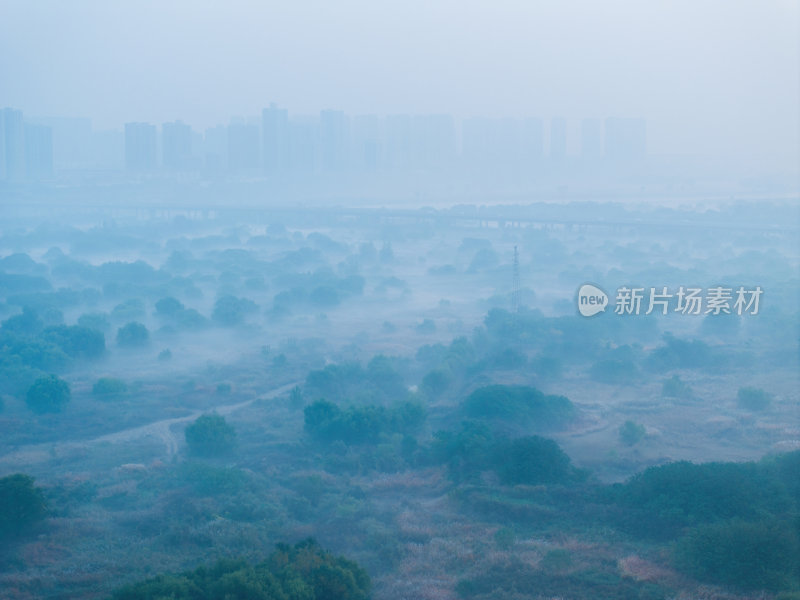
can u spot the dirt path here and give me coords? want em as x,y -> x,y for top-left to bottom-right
0,382 -> 299,468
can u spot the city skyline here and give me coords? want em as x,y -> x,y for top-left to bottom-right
2,103 -> 651,180
1,1 -> 797,173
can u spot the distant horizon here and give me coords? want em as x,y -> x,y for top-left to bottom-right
2,1 -> 797,172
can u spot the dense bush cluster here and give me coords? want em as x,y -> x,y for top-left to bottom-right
0,308 -> 105,395
112,539 -> 370,600
431,421 -> 580,485
611,451 -> 800,591
0,473 -> 47,539
304,399 -> 425,444
460,384 -> 576,431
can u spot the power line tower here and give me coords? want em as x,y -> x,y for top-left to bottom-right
511,245 -> 521,313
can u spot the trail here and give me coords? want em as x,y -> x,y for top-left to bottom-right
0,382 -> 299,468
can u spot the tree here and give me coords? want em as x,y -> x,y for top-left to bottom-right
185,414 -> 236,457
212,295 -> 258,327
0,473 -> 47,538
26,374 -> 70,414
116,321 -> 149,347
42,325 -> 105,359
421,368 -> 451,396
495,435 -> 574,485
155,296 -> 184,317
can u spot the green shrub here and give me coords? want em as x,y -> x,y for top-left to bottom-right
661,375 -> 693,399
614,459 -> 793,539
111,539 -> 370,600
461,384 -> 575,430
737,386 -> 772,411
495,435 -> 574,485
116,321 -> 149,347
184,414 -> 237,457
26,374 -> 70,414
92,377 -> 128,397
674,519 -> 799,591
304,399 -> 425,445
421,368 -> 452,396
619,420 -> 646,446
0,473 -> 47,538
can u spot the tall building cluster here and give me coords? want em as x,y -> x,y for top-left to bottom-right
1,105 -> 647,180
0,108 -> 53,181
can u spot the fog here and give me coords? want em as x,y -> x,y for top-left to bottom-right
1,3 -> 799,600
2,0 -> 798,172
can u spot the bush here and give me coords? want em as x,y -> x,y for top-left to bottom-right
92,377 -> 128,397
661,375 -> 693,399
212,295 -> 258,326
461,384 -> 575,431
614,459 -> 793,539
304,400 -> 425,445
111,298 -> 146,321
0,473 -> 47,538
495,435 -> 574,485
619,420 -> 646,446
155,296 -> 184,317
737,386 -> 772,411
674,520 -> 799,591
26,374 -> 71,414
111,539 -> 370,600
116,322 -> 149,347
421,368 -> 452,396
41,325 -> 105,359
184,414 -> 236,457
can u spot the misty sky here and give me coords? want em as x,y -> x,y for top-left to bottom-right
1,0 -> 798,168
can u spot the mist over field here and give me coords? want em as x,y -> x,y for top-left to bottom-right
1,2 -> 799,599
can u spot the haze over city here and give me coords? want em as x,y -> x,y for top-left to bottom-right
2,0 -> 798,173
0,3 -> 798,600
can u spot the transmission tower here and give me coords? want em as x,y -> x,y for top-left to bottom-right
511,245 -> 521,313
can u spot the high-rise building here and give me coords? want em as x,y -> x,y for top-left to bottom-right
227,120 -> 260,171
384,115 -> 412,171
24,123 -> 53,179
3,108 -> 26,181
33,117 -> 92,170
202,125 -> 227,172
461,117 -> 532,169
604,117 -> 646,159
0,114 -> 5,181
351,115 -> 381,172
262,103 -> 289,173
580,118 -> 603,159
411,114 -> 456,170
549,117 -> 567,160
288,116 -> 318,173
520,118 -> 544,164
319,109 -> 349,171
124,122 -> 157,171
162,120 -> 193,170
